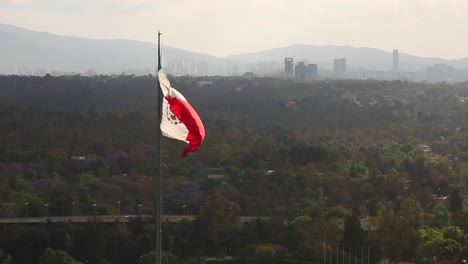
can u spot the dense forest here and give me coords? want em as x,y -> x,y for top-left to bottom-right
0,74 -> 467,264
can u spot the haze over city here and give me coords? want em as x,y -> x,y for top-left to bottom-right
2,1 -> 468,264
1,0 -> 468,59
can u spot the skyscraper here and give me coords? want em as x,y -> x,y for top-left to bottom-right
334,58 -> 346,77
196,61 -> 208,76
295,62 -> 306,82
307,64 -> 318,80
285,58 -> 294,77
393,50 -> 399,71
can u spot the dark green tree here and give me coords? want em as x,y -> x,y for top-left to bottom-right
39,248 -> 80,264
449,188 -> 463,213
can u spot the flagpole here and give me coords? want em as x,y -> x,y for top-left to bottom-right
156,30 -> 162,264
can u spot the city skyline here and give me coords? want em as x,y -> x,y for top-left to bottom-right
3,21 -> 468,82
1,0 -> 468,59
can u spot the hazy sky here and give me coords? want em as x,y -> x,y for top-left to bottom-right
1,0 -> 467,58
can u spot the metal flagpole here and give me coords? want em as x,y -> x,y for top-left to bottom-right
336,244 -> 339,264
367,246 -> 370,264
355,245 -> 357,264
361,247 -> 363,264
348,246 -> 350,264
361,246 -> 364,264
324,240 -> 326,264
156,30 -> 162,264
342,244 -> 344,264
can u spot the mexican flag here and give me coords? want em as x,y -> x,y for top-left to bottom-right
158,69 -> 206,157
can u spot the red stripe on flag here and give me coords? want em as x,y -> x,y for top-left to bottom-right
165,95 -> 206,157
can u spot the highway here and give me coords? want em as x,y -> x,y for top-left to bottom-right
0,215 -> 257,224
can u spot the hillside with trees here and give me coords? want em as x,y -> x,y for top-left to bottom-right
0,74 -> 467,263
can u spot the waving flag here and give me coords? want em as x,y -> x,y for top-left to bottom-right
158,70 -> 205,157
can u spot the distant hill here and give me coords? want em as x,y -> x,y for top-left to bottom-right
2,23 -> 468,75
226,44 -> 468,71
0,23 -> 227,75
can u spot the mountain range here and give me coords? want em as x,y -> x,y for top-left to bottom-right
0,23 -> 225,75
1,23 -> 468,75
227,45 -> 468,71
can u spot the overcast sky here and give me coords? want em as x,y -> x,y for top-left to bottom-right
1,0 -> 467,59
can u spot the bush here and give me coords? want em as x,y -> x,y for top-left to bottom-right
255,244 -> 276,259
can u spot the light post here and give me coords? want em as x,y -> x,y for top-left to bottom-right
137,204 -> 142,215
158,200 -> 165,216
44,203 -> 49,218
92,203 -> 97,216
117,201 -> 121,216
71,202 -> 75,216
24,202 -> 29,217
182,204 -> 187,215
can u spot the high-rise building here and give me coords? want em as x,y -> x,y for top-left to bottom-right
285,58 -> 294,77
295,62 -> 307,82
393,49 -> 399,71
334,58 -> 346,77
426,64 -> 454,81
256,61 -> 268,74
307,64 -> 318,80
196,61 -> 208,76
228,64 -> 239,76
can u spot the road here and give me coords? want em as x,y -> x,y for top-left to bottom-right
0,215 -> 257,224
